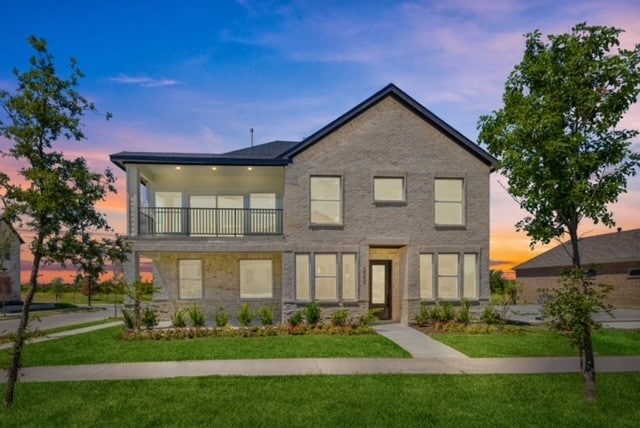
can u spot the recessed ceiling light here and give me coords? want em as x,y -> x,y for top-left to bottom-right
247,167 -> 253,171
175,166 -> 181,170
211,167 -> 217,171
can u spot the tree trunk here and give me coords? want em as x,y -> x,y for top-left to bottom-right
583,328 -> 597,401
5,251 -> 41,408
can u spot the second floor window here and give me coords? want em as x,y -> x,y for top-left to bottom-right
374,177 -> 405,202
434,178 -> 464,226
310,176 -> 342,224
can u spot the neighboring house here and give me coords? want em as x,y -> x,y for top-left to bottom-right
515,228 -> 640,308
110,84 -> 498,324
0,216 -> 23,304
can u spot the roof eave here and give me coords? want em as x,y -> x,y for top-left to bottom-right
109,152 -> 291,171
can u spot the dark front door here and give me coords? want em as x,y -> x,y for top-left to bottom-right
370,260 -> 391,320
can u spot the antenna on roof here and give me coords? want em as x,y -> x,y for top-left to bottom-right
250,128 -> 254,147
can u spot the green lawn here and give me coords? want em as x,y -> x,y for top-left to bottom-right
1,374 -> 639,426
0,326 -> 410,367
433,327 -> 640,357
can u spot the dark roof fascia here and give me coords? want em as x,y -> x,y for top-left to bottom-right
109,152 -> 291,171
278,83 -> 499,170
0,217 -> 25,244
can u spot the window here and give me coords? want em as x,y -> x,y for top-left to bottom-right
218,195 -> 244,235
374,177 -> 404,202
240,260 -> 273,298
342,254 -> 357,300
179,260 -> 202,299
156,191 -> 182,233
189,195 -> 216,236
310,176 -> 342,224
434,179 -> 464,225
419,254 -> 433,299
438,254 -> 459,299
628,268 -> 640,279
315,254 -> 337,300
250,193 -> 277,234
295,254 -> 310,300
463,254 -> 478,299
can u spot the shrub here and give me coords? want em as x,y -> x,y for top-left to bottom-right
303,301 -> 322,325
257,306 -> 274,326
288,311 -> 304,327
455,299 -> 472,325
441,303 -> 456,322
215,308 -> 230,327
332,308 -> 349,327
415,305 -> 433,326
188,305 -> 207,327
171,308 -> 187,328
122,308 -> 134,330
238,304 -> 254,327
359,308 -> 382,327
481,305 -> 502,325
141,306 -> 158,329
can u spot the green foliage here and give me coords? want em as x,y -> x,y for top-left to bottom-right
122,309 -> 134,330
540,269 -> 613,352
171,308 -> 187,328
415,302 -> 472,326
214,308 -> 230,327
331,308 -> 350,327
288,311 -> 304,327
257,306 -> 274,326
359,308 -> 382,327
237,304 -> 254,327
478,23 -> 640,251
455,300 -> 472,325
303,301 -> 322,325
141,306 -> 158,329
490,270 -> 507,294
480,305 -> 502,325
187,306 -> 206,328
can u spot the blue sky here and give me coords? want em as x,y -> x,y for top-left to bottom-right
2,0 -> 640,279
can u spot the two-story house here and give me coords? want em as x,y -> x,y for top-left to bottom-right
110,84 -> 498,324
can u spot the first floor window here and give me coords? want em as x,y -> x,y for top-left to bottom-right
179,259 -> 202,299
463,254 -> 478,299
437,254 -> 459,299
295,254 -> 310,301
342,253 -> 357,300
240,260 -> 273,298
419,254 -> 433,299
419,252 -> 479,300
315,254 -> 337,300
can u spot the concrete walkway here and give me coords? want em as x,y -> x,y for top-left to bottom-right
1,322 -> 639,383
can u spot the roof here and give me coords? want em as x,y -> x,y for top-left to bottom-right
0,217 -> 25,244
278,83 -> 499,169
110,84 -> 498,171
514,228 -> 640,271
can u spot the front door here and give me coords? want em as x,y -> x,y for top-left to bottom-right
370,260 -> 391,320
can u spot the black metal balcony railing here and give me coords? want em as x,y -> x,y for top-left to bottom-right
138,207 -> 283,236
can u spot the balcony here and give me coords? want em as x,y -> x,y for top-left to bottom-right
138,207 -> 283,236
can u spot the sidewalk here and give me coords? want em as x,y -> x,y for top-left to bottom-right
1,323 -> 639,383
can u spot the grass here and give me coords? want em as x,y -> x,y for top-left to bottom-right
0,318 -> 120,344
1,374 -> 639,426
0,326 -> 410,367
433,326 -> 640,357
25,290 -> 125,306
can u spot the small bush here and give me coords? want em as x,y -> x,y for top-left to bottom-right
304,301 -> 322,325
215,308 -> 230,327
359,308 -> 382,327
171,308 -> 187,328
141,306 -> 158,329
455,299 -> 472,325
122,308 -> 134,330
288,311 -> 304,327
441,303 -> 456,322
415,305 -> 433,326
481,305 -> 502,325
257,306 -> 274,326
332,308 -> 349,327
238,304 -> 254,327
188,305 -> 207,327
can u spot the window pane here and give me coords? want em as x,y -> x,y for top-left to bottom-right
311,201 -> 341,224
438,277 -> 459,299
250,193 -> 277,233
315,278 -> 337,300
438,254 -> 458,276
240,260 -> 272,298
435,202 -> 463,225
374,178 -> 404,201
218,195 -> 244,235
419,254 -> 433,299
190,195 -> 216,236
296,255 -> 310,301
156,191 -> 182,233
342,254 -> 357,300
311,177 -> 340,200
435,179 -> 462,201
371,264 -> 386,304
315,254 -> 337,276
179,260 -> 202,299
463,254 -> 478,299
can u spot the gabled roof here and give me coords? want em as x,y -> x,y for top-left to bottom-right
0,216 -> 25,244
514,228 -> 640,270
110,84 -> 498,171
278,83 -> 498,170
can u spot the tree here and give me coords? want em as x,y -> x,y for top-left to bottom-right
478,23 -> 640,401
0,36 -> 120,407
490,269 -> 507,294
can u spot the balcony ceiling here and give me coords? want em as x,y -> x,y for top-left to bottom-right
139,164 -> 284,184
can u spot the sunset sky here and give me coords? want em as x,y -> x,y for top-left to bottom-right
2,0 -> 639,283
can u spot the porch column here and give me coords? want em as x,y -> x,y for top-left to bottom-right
126,164 -> 140,236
